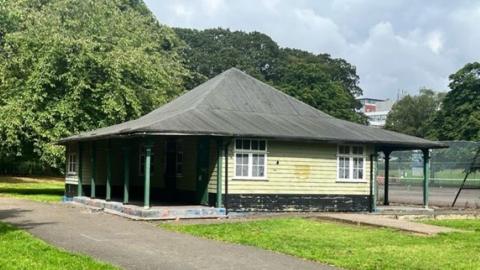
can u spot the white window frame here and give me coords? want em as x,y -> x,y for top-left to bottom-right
67,152 -> 78,175
233,139 -> 268,180
336,145 -> 366,182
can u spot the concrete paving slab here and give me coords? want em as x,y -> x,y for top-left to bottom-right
316,213 -> 460,235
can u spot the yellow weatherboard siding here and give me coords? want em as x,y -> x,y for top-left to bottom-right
222,140 -> 372,195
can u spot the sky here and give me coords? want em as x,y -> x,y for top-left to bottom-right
144,0 -> 480,99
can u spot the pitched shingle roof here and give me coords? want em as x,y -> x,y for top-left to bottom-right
59,68 -> 446,149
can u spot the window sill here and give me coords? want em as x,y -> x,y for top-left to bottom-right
232,177 -> 268,181
336,179 -> 368,183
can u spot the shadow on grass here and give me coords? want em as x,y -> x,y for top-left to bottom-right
0,176 -> 64,184
0,188 -> 64,196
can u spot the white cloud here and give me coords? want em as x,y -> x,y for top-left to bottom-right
172,4 -> 193,19
426,31 -> 443,54
201,0 -> 225,16
145,0 -> 479,99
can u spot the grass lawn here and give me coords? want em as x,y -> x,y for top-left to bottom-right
0,176 -> 64,202
0,221 -> 117,269
162,218 -> 480,270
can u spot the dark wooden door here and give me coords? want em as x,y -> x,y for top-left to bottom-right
196,137 -> 210,205
165,139 -> 177,202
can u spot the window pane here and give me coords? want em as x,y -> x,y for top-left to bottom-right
176,164 -> 183,175
236,154 -> 243,164
252,165 -> 258,177
242,165 -> 248,176
235,139 -> 242,149
235,165 -> 242,176
259,140 -> 266,150
242,140 -> 251,150
258,166 -> 265,177
251,140 -> 259,150
353,146 -> 363,155
344,157 -> 350,178
352,157 -> 363,179
259,155 -> 265,166
339,157 -> 350,179
339,145 -> 349,154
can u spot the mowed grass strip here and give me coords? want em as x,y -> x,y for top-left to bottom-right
0,222 -> 117,270
162,217 -> 480,270
0,176 -> 64,202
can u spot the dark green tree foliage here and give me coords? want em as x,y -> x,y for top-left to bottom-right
0,0 -> 189,173
175,28 -> 366,123
431,62 -> 480,141
385,89 -> 445,138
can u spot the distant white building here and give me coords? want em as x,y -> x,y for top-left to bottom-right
357,98 -> 395,128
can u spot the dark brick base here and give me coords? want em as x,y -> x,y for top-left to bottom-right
225,194 -> 370,212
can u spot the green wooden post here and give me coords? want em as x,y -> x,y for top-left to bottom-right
373,153 -> 378,210
370,152 -> 378,212
422,149 -> 430,208
106,140 -> 112,201
216,139 -> 223,208
90,142 -> 96,198
77,142 -> 83,197
383,150 -> 391,206
144,140 -> 153,209
122,146 -> 130,204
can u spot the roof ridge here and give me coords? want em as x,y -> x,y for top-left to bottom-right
189,70 -> 227,110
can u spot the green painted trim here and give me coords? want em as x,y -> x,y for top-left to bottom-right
423,149 -> 430,208
383,150 -> 391,206
369,153 -> 378,212
144,139 -> 153,209
372,152 -> 378,211
122,146 -> 130,204
106,140 -> 112,201
77,142 -> 83,196
216,139 -> 223,208
90,142 -> 96,198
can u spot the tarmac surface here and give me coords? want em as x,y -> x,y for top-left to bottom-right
378,185 -> 480,208
0,198 -> 337,270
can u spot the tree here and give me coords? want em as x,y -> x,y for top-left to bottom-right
431,62 -> 480,141
174,28 -> 366,123
0,0 -> 189,173
275,49 -> 366,123
385,89 -> 445,138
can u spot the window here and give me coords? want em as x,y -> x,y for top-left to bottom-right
337,145 -> 365,181
139,146 -> 155,176
234,139 -> 267,179
67,153 -> 77,174
176,151 -> 183,177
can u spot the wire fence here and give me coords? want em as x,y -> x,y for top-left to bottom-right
376,141 -> 480,208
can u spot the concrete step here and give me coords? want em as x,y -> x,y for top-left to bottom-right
71,196 -> 226,220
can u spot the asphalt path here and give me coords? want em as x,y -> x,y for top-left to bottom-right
0,198 -> 337,270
